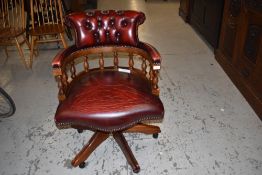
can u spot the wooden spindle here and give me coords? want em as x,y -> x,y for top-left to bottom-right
45,0 -> 50,24
83,56 -> 89,72
35,0 -> 41,27
1,0 -> 4,27
20,0 -> 23,28
141,57 -> 147,75
54,0 -> 58,23
57,75 -> 65,100
99,53 -> 104,69
149,65 -> 153,81
30,0 -> 34,28
50,0 -> 54,24
41,0 -> 46,24
57,0 -> 64,24
15,0 -> 18,27
70,61 -> 76,79
152,70 -> 159,95
114,51 -> 119,68
62,71 -> 68,87
6,0 -> 9,27
128,53 -> 134,70
10,0 -> 14,27
40,0 -> 45,24
35,0 -> 41,26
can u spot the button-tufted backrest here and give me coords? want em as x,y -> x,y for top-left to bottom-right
65,10 -> 146,48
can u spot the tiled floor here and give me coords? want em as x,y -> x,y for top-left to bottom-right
0,0 -> 262,175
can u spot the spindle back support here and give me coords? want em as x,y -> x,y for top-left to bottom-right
30,0 -> 63,29
0,0 -> 25,29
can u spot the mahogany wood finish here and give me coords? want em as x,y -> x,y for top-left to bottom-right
113,132 -> 140,173
0,0 -> 31,68
52,10 -> 164,173
125,123 -> 161,134
215,0 -> 262,119
29,0 -> 68,68
71,132 -> 109,167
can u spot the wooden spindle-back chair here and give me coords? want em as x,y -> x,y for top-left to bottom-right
29,0 -> 67,68
0,0 -> 31,68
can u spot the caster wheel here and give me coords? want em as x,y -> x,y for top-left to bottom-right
79,162 -> 85,169
77,129 -> 83,133
153,133 -> 158,139
133,165 -> 140,173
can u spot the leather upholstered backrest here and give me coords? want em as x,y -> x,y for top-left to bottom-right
65,10 -> 146,48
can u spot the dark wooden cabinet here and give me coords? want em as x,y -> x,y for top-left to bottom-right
179,0 -> 224,48
189,0 -> 224,48
215,0 -> 262,119
179,0 -> 262,119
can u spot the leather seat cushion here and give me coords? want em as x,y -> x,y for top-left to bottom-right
55,70 -> 164,132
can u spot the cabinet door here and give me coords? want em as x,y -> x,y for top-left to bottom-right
236,5 -> 262,100
203,1 -> 224,48
190,0 -> 224,48
218,0 -> 242,62
190,0 -> 205,28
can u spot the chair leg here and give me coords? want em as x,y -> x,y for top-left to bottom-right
3,46 -> 9,64
22,34 -> 31,50
14,37 -> 28,69
4,46 -> 9,58
21,34 -> 32,68
113,132 -> 140,173
30,36 -> 36,68
71,131 -> 109,167
60,33 -> 68,48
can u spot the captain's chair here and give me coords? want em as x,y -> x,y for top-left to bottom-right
52,10 -> 164,173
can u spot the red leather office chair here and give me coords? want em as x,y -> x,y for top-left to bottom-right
52,10 -> 164,173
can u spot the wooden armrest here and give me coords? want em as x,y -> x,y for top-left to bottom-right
138,42 -> 162,69
52,45 -> 78,69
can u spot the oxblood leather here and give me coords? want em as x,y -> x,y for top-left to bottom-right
65,10 -> 145,48
55,71 -> 164,132
138,42 -> 161,63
